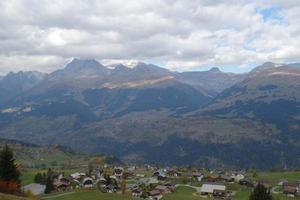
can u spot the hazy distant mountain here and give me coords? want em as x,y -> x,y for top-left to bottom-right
2,59 -> 211,119
0,71 -> 46,105
176,67 -> 246,96
0,59 -> 299,169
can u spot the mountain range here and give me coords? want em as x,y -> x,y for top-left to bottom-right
0,58 -> 299,169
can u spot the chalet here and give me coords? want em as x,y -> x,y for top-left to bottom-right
221,175 -> 234,182
82,177 -> 94,188
167,169 -> 181,177
148,190 -> 163,200
132,188 -> 143,197
96,177 -> 107,187
231,173 -> 245,182
114,167 -> 124,179
70,172 -> 86,180
213,189 -> 227,198
239,178 -> 254,187
153,170 -> 167,181
200,183 -> 226,196
155,185 -> 172,194
205,175 -> 220,182
192,172 -> 204,182
164,182 -> 176,191
283,182 -> 299,197
54,181 -> 69,191
105,184 -> 117,193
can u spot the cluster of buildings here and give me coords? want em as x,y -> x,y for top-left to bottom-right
280,180 -> 300,198
22,165 -> 300,199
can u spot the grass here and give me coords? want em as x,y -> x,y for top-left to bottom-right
162,186 -> 208,200
21,168 -> 79,186
0,193 -> 31,200
247,171 -> 300,185
42,189 -> 136,200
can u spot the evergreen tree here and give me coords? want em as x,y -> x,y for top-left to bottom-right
34,173 -> 42,183
249,184 -> 274,200
44,169 -> 54,194
0,145 -> 20,183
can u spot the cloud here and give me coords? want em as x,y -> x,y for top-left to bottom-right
0,0 -> 299,74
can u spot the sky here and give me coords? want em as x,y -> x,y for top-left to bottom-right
0,0 -> 300,75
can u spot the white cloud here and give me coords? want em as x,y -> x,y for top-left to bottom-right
0,0 -> 299,74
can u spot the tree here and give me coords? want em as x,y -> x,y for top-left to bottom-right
0,145 -> 20,183
34,172 -> 47,185
120,178 -> 126,195
249,184 -> 274,200
44,169 -> 54,194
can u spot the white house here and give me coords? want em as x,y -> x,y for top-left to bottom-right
200,184 -> 226,195
231,173 -> 245,182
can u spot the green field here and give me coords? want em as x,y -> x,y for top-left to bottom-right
250,171 -> 300,185
42,190 -> 136,200
162,186 -> 206,200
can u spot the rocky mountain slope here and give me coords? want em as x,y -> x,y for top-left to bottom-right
0,59 -> 299,169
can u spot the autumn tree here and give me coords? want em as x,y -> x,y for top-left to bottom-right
0,145 -> 21,194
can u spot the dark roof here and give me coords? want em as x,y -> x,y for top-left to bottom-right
149,190 -> 161,196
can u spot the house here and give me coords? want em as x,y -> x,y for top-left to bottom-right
221,175 -> 234,182
153,170 -> 167,181
23,183 -> 46,195
200,183 -> 226,196
283,182 -> 299,197
213,189 -> 227,197
192,173 -> 204,182
167,169 -> 181,177
70,172 -> 86,180
114,167 -> 124,179
239,178 -> 254,187
205,175 -> 220,182
231,173 -> 245,182
96,177 -> 107,187
105,184 -> 117,193
164,182 -> 176,191
148,190 -> 163,200
82,177 -> 94,188
155,185 -> 172,194
54,181 -> 69,191
132,188 -> 143,197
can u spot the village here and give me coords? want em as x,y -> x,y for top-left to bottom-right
22,163 -> 300,200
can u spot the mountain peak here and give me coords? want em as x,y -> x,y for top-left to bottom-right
251,62 -> 282,74
65,58 -> 104,70
208,67 -> 221,73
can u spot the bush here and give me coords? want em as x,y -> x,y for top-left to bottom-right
0,180 -> 19,194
